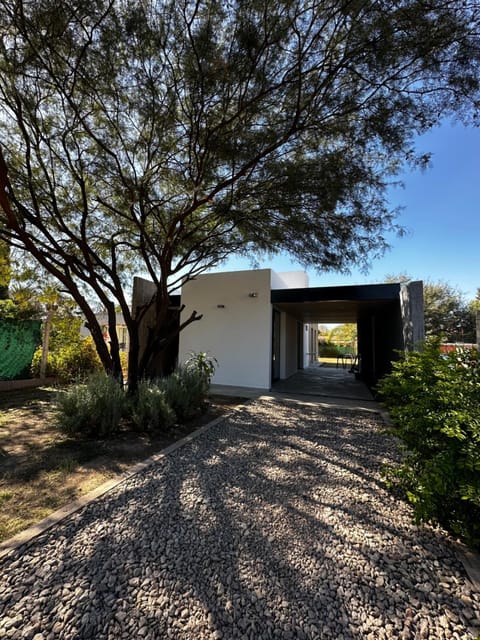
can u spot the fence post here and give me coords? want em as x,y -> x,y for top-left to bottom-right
40,307 -> 54,379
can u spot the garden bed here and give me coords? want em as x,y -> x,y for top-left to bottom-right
0,386 -> 244,543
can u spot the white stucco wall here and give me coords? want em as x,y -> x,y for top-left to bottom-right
304,324 -> 318,367
178,269 -> 273,389
270,271 -> 309,289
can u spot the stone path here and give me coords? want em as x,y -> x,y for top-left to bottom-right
0,397 -> 479,639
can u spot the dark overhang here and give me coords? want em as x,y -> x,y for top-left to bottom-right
271,283 -> 401,323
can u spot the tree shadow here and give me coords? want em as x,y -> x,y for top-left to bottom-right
0,398 -> 478,640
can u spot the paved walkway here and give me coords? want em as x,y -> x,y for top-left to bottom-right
272,364 -> 375,405
0,388 -> 479,639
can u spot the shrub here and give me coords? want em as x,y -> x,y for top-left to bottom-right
159,368 -> 202,421
56,372 -> 126,437
131,380 -> 175,432
318,342 -> 340,357
184,351 -> 217,386
377,338 -> 480,549
31,336 -> 102,382
55,352 -> 217,438
159,352 -> 218,422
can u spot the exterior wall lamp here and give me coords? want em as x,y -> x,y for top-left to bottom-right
248,292 -> 258,298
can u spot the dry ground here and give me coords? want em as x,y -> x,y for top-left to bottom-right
0,386 -> 243,543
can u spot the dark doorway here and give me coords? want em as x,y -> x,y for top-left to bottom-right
297,322 -> 304,370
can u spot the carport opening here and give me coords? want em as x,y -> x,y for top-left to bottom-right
270,282 -> 412,391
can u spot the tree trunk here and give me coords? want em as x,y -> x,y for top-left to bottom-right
127,324 -> 140,395
105,302 -> 123,384
136,302 -> 202,381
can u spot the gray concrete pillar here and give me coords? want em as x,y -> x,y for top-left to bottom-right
400,281 -> 425,351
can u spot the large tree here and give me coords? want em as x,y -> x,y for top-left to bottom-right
0,0 -> 479,391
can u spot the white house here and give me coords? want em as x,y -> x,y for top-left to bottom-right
133,268 -> 424,392
178,269 -> 318,391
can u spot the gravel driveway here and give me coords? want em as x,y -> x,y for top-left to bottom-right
0,397 -> 479,640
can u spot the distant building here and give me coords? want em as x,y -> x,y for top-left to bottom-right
80,312 -> 129,352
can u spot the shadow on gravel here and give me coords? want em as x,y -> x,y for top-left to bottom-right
0,398 -> 478,640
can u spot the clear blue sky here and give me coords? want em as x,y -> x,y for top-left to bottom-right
210,121 -> 480,302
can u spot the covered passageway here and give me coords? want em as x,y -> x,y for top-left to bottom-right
271,281 -> 424,387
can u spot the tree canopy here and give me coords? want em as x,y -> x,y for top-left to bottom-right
425,282 -> 480,343
0,0 -> 479,389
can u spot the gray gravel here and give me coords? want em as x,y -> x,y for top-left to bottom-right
0,397 -> 479,640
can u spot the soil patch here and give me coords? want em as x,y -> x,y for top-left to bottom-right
0,386 -> 245,543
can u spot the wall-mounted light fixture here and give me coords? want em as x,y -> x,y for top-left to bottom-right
248,292 -> 258,298
217,304 -> 225,308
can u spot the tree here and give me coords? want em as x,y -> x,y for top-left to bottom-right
0,249 -> 41,319
0,239 -> 10,300
423,280 -> 472,342
328,324 -> 357,349
0,0 -> 479,392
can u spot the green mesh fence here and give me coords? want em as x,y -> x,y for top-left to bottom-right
0,319 -> 42,380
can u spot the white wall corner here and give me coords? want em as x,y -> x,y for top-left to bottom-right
271,270 -> 309,289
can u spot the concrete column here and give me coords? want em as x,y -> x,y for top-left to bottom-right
132,276 -> 156,313
400,281 -> 425,351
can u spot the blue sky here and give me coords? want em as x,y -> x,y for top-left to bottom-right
211,121 -> 480,302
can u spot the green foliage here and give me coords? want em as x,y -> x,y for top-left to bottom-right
0,295 -> 39,321
48,314 -> 83,351
0,238 -> 10,300
152,352 -> 217,422
0,299 -> 19,319
56,372 -> 127,438
423,280 -> 476,343
318,343 -> 340,358
327,324 -> 357,347
56,352 -> 217,437
1,0 -> 480,391
385,274 -> 478,343
377,338 -> 480,549
184,351 -> 218,387
130,380 -> 175,433
31,336 -> 102,382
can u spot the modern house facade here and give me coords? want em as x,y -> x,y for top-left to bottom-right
178,269 -> 319,391
135,267 -> 423,392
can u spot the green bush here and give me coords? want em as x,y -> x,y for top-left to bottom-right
56,372 -> 126,437
31,336 -> 102,382
55,352 -> 217,438
159,368 -> 205,421
318,342 -> 340,357
159,352 -> 217,422
131,380 -> 175,432
377,338 -> 480,549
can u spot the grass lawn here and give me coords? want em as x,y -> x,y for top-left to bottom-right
318,357 -> 338,365
0,386 -> 243,544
